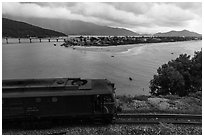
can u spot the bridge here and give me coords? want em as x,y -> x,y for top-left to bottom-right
3,38 -> 67,44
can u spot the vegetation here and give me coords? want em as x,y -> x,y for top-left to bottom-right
116,94 -> 201,114
150,50 -> 202,96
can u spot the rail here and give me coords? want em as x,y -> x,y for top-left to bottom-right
48,113 -> 202,135
117,113 -> 201,119
115,113 -> 202,125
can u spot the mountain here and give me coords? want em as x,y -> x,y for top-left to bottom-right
29,19 -> 138,36
154,30 -> 202,37
3,16 -> 201,37
2,18 -> 67,38
2,15 -> 139,36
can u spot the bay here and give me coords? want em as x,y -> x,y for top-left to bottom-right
2,40 -> 202,95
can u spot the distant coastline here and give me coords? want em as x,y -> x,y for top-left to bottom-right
61,36 -> 202,48
2,36 -> 202,54
66,40 -> 201,53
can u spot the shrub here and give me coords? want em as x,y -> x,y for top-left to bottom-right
132,95 -> 149,101
116,95 -> 133,103
150,50 -> 202,96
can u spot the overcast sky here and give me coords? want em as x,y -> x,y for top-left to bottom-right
2,2 -> 202,34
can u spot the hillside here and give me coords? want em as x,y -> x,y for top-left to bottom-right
154,30 -> 202,37
2,18 -> 67,38
3,16 -> 139,36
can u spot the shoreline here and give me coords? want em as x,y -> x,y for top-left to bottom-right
3,38 -> 201,53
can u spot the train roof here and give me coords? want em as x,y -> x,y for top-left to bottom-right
2,78 -> 114,98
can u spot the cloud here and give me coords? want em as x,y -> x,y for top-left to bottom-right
146,3 -> 197,26
2,2 -> 202,33
108,2 -> 152,15
70,3 -> 152,26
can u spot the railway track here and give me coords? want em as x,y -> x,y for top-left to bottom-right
3,113 -> 201,135
48,113 -> 202,135
115,113 -> 202,125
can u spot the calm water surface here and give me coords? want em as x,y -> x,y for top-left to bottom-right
2,40 -> 202,95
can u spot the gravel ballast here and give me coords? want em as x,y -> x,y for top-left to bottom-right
2,123 -> 202,135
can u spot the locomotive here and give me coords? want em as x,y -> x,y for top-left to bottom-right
2,78 -> 117,124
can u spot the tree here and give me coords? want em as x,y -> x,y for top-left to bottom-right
190,51 -> 202,91
150,64 -> 185,96
150,50 -> 202,96
168,54 -> 192,94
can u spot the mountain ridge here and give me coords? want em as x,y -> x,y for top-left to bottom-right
153,29 -> 202,37
2,16 -> 139,36
2,16 -> 202,37
2,18 -> 67,38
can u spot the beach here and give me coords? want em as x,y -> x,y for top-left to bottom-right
71,43 -> 144,53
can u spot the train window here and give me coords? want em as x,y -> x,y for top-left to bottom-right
96,95 -> 100,99
52,97 -> 58,102
104,95 -> 113,103
36,98 -> 41,103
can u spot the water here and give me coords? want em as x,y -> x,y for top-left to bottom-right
2,40 -> 202,95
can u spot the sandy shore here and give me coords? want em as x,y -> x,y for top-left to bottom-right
71,44 -> 144,53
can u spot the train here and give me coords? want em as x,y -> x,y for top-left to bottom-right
2,78 -> 117,125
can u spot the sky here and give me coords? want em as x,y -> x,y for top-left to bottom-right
2,2 -> 202,34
